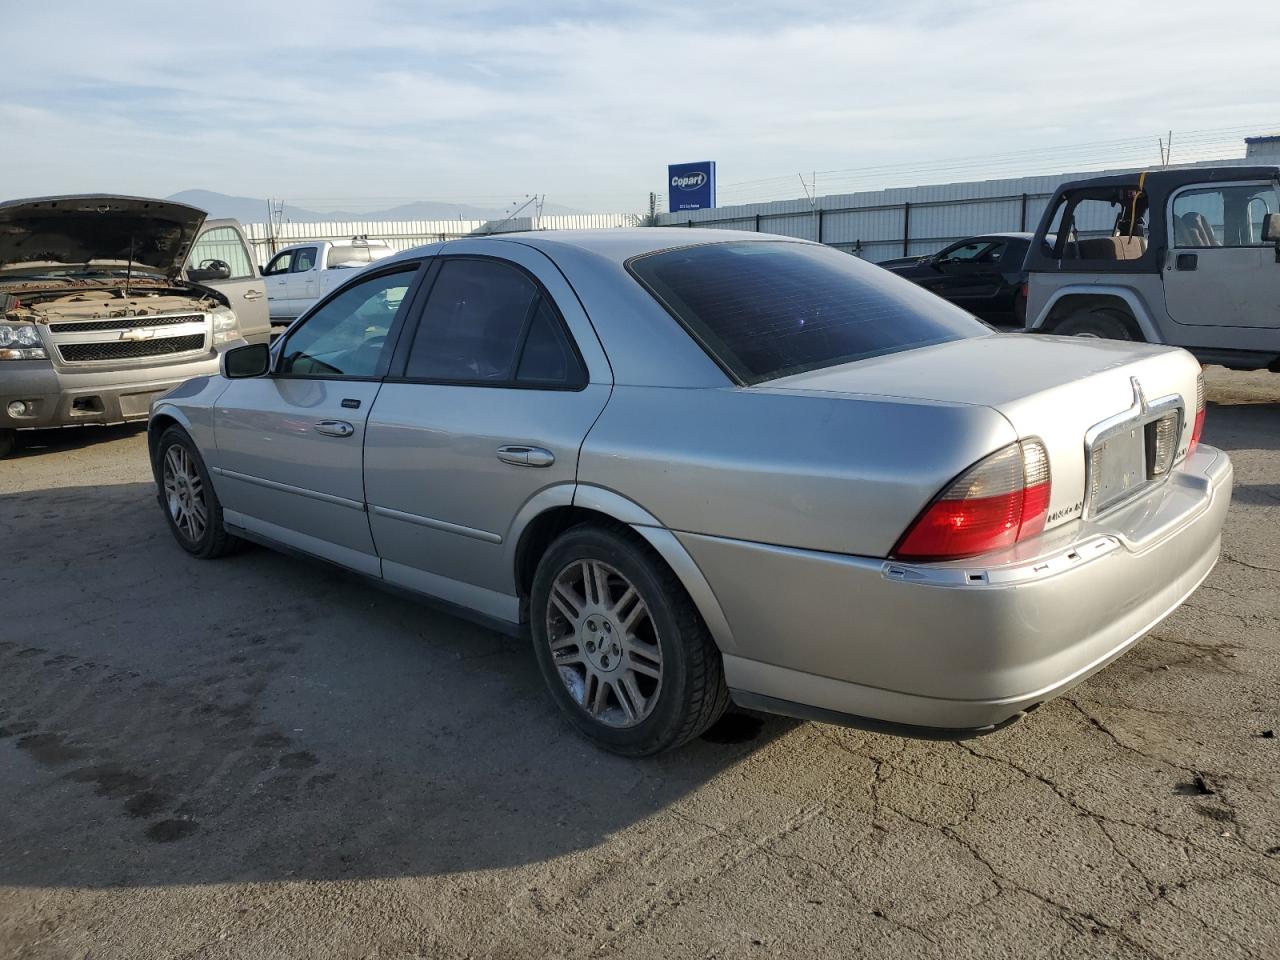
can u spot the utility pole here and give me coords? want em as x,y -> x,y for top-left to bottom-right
798,172 -> 816,208
648,191 -> 657,226
264,198 -> 279,257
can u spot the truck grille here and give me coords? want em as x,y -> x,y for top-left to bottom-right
50,314 -> 204,334
58,335 -> 206,363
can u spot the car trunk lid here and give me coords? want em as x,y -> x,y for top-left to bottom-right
761,334 -> 1203,533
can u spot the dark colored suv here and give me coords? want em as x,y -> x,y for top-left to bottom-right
879,233 -> 1032,326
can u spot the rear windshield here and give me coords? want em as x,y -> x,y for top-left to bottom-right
628,240 -> 988,384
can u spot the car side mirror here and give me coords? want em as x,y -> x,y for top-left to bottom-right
1262,212 -> 1280,244
188,259 -> 232,282
221,342 -> 271,379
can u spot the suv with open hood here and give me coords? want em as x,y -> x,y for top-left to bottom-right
0,194 -> 271,457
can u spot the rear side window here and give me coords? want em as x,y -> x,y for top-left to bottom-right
293,247 -> 317,272
404,258 -> 585,387
628,241 -> 987,384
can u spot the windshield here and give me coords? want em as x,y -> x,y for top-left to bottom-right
627,240 -> 988,384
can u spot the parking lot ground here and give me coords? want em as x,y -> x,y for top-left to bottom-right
0,368 -> 1277,960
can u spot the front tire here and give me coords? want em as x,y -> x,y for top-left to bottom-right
0,429 -> 14,459
530,524 -> 728,756
155,426 -> 240,559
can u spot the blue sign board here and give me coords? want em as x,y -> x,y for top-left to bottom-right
668,161 -> 716,212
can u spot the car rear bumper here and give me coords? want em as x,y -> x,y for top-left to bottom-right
677,445 -> 1233,733
0,355 -> 221,430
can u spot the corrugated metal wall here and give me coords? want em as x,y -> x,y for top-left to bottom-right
240,213 -> 639,261
654,157 -> 1268,261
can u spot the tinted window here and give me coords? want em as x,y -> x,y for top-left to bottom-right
1003,238 -> 1030,264
405,259 -> 539,382
279,267 -> 415,377
975,241 -> 1006,264
628,241 -> 987,384
516,299 -> 581,385
188,226 -> 254,278
293,247 -> 317,272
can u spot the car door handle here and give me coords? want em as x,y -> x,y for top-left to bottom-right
314,420 -> 355,438
497,445 -> 555,467
1175,253 -> 1198,271
243,289 -> 264,300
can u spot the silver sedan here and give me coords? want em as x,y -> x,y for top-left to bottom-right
148,230 -> 1232,755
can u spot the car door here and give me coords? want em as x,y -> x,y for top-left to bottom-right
211,260 -> 427,575
924,238 -> 1008,317
262,249 -> 296,320
289,245 -> 320,312
186,222 -> 270,342
1164,179 -> 1280,329
363,243 -> 612,623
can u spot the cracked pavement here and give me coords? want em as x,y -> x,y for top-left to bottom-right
1,367 -> 1277,959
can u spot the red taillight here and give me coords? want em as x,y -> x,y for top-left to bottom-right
893,439 -> 1051,561
1187,371 -> 1206,457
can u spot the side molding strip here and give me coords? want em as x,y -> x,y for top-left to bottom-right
370,504 -> 503,544
211,466 -> 367,512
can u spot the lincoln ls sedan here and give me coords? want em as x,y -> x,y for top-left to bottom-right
148,229 -> 1232,755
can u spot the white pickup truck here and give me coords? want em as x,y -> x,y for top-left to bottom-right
261,237 -> 394,326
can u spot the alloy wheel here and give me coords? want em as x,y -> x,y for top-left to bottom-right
545,559 -> 663,728
162,444 -> 208,543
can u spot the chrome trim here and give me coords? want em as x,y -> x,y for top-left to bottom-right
370,504 -> 503,544
883,535 -> 1121,588
45,315 -> 211,366
210,466 -> 367,512
1081,378 -> 1184,520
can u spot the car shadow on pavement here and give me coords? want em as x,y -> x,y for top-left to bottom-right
5,422 -> 148,459
0,480 -> 798,890
1204,400 -> 1280,453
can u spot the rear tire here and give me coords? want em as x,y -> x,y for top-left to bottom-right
1054,308 -> 1136,341
0,429 -> 14,459
530,524 -> 729,756
155,426 -> 241,559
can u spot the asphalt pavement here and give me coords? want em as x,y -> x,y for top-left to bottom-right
1,367 -> 1277,959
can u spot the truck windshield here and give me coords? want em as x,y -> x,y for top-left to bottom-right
628,240 -> 988,384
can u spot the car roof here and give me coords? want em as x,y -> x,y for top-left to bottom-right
447,228 -> 808,266
1057,165 -> 1279,195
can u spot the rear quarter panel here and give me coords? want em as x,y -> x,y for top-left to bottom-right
578,386 -> 1017,558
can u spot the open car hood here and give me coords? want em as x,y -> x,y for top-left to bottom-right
0,195 -> 207,279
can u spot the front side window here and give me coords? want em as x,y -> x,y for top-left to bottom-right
188,226 -> 254,278
1172,183 -> 1280,247
263,251 -> 294,276
939,241 -> 992,263
940,240 -> 1007,265
629,240 -> 988,385
278,267 -> 416,378
293,247 -> 318,272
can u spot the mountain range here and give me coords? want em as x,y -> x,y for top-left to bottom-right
167,190 -> 588,224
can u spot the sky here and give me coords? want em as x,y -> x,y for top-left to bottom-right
4,0 -> 1279,214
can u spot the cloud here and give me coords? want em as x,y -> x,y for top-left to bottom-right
5,0 -> 1277,211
